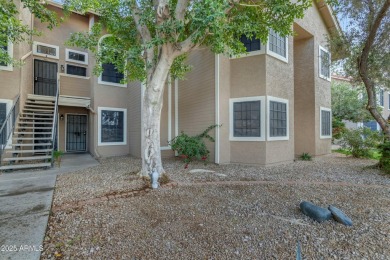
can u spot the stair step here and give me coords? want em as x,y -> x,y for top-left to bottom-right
6,149 -> 52,154
13,137 -> 52,140
17,127 -> 52,130
27,95 -> 56,102
22,113 -> 54,117
18,122 -> 53,125
23,109 -> 54,113
19,117 -> 54,121
26,101 -> 55,106
3,155 -> 51,162
10,143 -> 52,146
24,105 -> 55,109
14,132 -> 52,135
0,163 -> 51,171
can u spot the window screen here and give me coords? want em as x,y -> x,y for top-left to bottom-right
102,63 -> 124,84
321,110 -> 331,136
268,29 -> 286,58
240,35 -> 261,52
68,51 -> 86,63
233,101 -> 261,137
269,101 -> 287,137
67,64 -> 87,77
37,45 -> 56,56
320,49 -> 330,79
101,110 -> 124,143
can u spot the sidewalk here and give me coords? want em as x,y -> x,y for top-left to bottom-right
0,153 -> 99,260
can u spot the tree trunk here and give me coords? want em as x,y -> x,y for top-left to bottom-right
140,52 -> 173,177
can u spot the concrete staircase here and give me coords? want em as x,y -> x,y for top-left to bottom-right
0,95 -> 56,171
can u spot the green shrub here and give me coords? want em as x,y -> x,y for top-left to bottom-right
339,128 -> 382,158
53,150 -> 64,167
299,152 -> 312,161
378,141 -> 390,174
169,125 -> 220,168
332,117 -> 346,141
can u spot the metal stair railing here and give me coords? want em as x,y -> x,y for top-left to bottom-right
0,94 -> 21,164
50,74 -> 60,167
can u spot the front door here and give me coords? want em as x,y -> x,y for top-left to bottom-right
66,115 -> 87,152
34,59 -> 58,96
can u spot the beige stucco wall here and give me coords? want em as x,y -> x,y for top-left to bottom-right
295,2 -> 332,156
128,82 -> 142,158
265,36 -> 295,165
178,49 -> 216,161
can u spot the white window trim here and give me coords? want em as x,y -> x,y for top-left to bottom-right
98,35 -> 126,87
229,96 -> 265,141
33,41 -> 59,60
267,96 -> 289,141
0,99 -> 13,148
320,107 -> 332,139
65,64 -> 88,78
65,48 -> 89,65
319,45 -> 331,81
0,41 -> 13,71
98,107 -> 127,146
266,36 -> 288,63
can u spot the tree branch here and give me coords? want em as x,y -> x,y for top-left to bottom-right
359,0 -> 390,135
131,3 -> 154,66
174,0 -> 190,21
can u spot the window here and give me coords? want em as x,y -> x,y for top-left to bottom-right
320,107 -> 332,138
66,64 -> 87,77
240,35 -> 261,52
0,42 -> 13,71
66,49 -> 88,65
388,93 -> 390,110
101,63 -> 124,84
363,120 -> 378,131
33,41 -> 59,59
379,88 -> 384,107
98,107 -> 127,146
267,96 -> 289,141
0,99 -> 13,147
229,96 -> 265,141
319,46 -> 331,81
267,29 -> 287,62
98,35 -> 126,87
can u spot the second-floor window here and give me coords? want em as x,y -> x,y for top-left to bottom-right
33,42 -> 59,59
319,46 -> 331,81
240,35 -> 261,52
66,49 -> 88,65
268,29 -> 287,58
101,63 -> 124,84
0,42 -> 13,71
379,88 -> 384,107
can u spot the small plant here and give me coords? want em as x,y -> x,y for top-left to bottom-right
53,150 -> 64,168
169,124 -> 220,168
332,117 -> 346,141
339,127 -> 382,158
378,141 -> 390,174
299,152 -> 312,161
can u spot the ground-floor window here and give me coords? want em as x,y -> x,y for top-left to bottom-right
363,120 -> 378,131
98,107 -> 127,146
320,107 -> 332,138
268,96 -> 289,141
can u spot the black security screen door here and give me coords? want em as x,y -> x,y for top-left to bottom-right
34,59 -> 58,96
66,115 -> 87,152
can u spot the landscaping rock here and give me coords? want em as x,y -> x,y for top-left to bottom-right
328,205 -> 353,226
300,201 -> 332,222
189,169 -> 215,173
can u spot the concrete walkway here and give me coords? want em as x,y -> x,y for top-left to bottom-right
0,153 -> 99,260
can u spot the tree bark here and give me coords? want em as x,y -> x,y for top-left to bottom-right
140,50 -> 173,177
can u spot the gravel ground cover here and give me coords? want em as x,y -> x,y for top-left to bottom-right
42,153 -> 390,259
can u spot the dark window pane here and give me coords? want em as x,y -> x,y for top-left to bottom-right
0,103 -> 7,145
102,63 -> 124,84
101,110 -> 124,143
233,100 -> 261,137
240,35 -> 261,52
37,45 -> 56,56
321,110 -> 331,136
67,64 -> 87,77
0,45 -> 8,66
68,51 -> 86,62
269,101 -> 287,137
